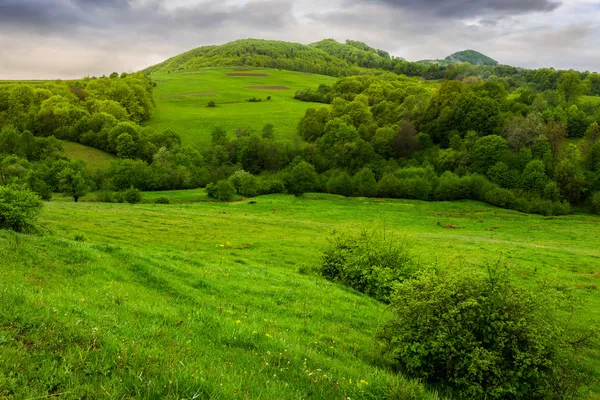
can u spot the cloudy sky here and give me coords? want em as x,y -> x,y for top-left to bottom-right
0,0 -> 598,79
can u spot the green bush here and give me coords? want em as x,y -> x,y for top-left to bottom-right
0,186 -> 43,232
96,190 -> 114,203
123,187 -> 143,204
229,170 -> 258,197
154,196 -> 170,204
207,101 -> 217,108
320,230 -> 417,302
207,180 -> 236,201
380,265 -> 596,400
113,191 -> 125,203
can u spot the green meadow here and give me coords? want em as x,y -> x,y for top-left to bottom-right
144,68 -> 337,148
62,141 -> 116,171
1,193 -> 599,399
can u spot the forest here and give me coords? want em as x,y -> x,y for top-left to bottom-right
2,60 -> 600,216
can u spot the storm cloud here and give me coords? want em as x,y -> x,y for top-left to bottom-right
355,0 -> 562,17
0,0 -> 598,79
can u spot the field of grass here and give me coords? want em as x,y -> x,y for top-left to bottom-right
62,141 -> 116,170
1,193 -> 600,398
144,68 -> 337,148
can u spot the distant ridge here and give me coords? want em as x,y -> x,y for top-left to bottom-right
143,39 -> 500,77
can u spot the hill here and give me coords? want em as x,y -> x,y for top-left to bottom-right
143,39 -> 359,77
144,67 -> 337,148
418,49 -> 498,66
446,50 -> 498,66
2,193 -> 600,398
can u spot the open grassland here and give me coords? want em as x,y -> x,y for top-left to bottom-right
1,194 -> 600,398
62,141 -> 116,170
144,68 -> 337,148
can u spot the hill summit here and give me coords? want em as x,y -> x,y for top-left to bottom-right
445,50 -> 498,66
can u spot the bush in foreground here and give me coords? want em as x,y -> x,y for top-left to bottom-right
154,196 -> 170,204
0,186 -> 43,232
379,264 -> 596,400
320,230 -> 417,302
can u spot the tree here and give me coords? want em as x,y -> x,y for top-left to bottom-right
0,186 -> 43,232
504,112 -> 544,151
211,126 -> 228,145
207,179 -> 235,201
353,168 -> 377,197
522,160 -> 548,193
545,121 -> 568,157
116,133 -> 136,159
58,168 -> 88,202
262,123 -> 275,140
286,161 -> 317,196
472,135 -> 509,174
557,70 -> 584,104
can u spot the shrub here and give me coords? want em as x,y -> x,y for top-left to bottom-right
0,186 -> 43,232
257,178 -> 285,195
380,264 -> 596,400
113,191 -> 125,203
207,180 -> 235,201
154,196 -> 170,204
229,170 -> 258,197
207,101 -> 216,108
247,97 -> 262,103
96,190 -> 114,203
320,230 -> 417,302
123,187 -> 143,204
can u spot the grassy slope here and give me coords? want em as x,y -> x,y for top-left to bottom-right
2,194 -> 600,398
144,68 -> 336,148
62,141 -> 116,170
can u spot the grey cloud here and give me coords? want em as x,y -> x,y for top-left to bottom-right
353,0 -> 562,18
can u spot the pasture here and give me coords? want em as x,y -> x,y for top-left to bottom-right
144,68 -> 337,148
1,193 -> 599,398
62,141 -> 116,170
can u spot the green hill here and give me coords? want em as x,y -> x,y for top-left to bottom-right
144,67 -> 337,148
418,49 -> 498,66
143,39 -> 358,77
446,50 -> 498,66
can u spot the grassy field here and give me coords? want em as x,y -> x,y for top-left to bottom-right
144,68 -> 337,148
1,193 -> 600,398
62,141 -> 116,170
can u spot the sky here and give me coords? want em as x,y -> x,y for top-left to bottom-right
0,0 -> 598,79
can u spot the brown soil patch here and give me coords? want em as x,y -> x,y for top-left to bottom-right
227,73 -> 268,77
244,86 -> 290,90
443,224 -> 461,229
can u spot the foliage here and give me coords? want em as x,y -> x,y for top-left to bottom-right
154,196 -> 170,204
58,167 -> 88,202
123,187 -> 143,204
0,185 -> 43,232
320,230 -> 417,302
380,264 -> 596,399
207,179 -> 236,201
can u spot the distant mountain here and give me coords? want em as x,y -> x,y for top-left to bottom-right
418,50 -> 498,67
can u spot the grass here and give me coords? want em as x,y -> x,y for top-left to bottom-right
144,68 -> 337,148
1,193 -> 600,398
62,141 -> 116,170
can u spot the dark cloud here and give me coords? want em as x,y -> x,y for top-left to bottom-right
354,0 -> 562,18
